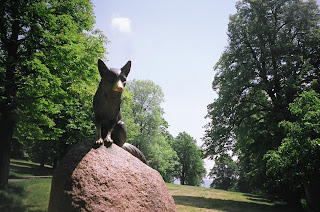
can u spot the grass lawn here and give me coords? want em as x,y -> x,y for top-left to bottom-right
1,178 -> 51,212
9,159 -> 53,179
0,159 -> 53,212
2,180 -> 297,212
167,184 -> 297,212
1,159 -> 298,212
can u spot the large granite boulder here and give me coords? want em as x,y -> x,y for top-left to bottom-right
48,138 -> 177,212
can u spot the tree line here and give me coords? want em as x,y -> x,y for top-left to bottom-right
119,79 -> 206,185
204,0 -> 320,211
0,0 -> 205,190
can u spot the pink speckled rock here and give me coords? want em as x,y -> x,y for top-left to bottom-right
48,138 -> 177,212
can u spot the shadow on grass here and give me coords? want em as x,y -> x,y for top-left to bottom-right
172,195 -> 300,212
1,179 -> 50,212
243,193 -> 272,204
10,160 -> 53,178
0,184 -> 26,212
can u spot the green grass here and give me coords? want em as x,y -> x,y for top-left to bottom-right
0,187 -> 26,212
17,178 -> 51,211
3,180 -> 294,212
1,179 -> 51,212
0,159 -> 53,212
9,159 -> 53,179
2,159 -> 299,212
167,183 -> 296,212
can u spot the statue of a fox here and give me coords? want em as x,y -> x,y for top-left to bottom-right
93,59 -> 147,164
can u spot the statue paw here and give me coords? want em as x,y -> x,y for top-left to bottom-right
95,138 -> 104,144
104,137 -> 113,144
103,137 -> 113,148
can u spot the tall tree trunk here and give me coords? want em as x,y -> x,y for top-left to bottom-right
0,62 -> 17,190
0,0 -> 20,190
286,190 -> 303,211
180,175 -> 185,185
304,179 -> 320,212
0,113 -> 14,190
180,166 -> 186,185
0,59 -> 18,190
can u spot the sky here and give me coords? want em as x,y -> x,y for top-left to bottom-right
91,0 -> 320,173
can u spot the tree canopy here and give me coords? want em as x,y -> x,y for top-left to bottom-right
203,0 -> 320,206
172,132 -> 206,186
125,79 -> 177,182
265,91 -> 320,211
209,154 -> 237,190
0,0 -> 107,189
124,80 -> 207,184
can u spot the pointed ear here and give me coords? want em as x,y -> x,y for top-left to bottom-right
98,59 -> 110,76
121,61 -> 131,77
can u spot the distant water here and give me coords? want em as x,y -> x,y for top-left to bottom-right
201,179 -> 212,188
173,179 -> 212,188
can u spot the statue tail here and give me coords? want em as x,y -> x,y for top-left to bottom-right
122,143 -> 147,164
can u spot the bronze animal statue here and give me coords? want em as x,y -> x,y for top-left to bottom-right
93,59 -> 147,164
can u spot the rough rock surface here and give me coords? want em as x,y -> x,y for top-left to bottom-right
48,138 -> 177,212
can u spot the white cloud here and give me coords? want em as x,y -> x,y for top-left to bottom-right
111,17 -> 131,33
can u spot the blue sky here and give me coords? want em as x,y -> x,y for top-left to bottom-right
92,0 -> 237,138
92,0 -> 239,172
92,0 -> 320,172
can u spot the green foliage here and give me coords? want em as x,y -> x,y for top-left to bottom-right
124,80 -> 177,182
172,132 -> 206,186
265,91 -> 320,191
0,0 -> 107,167
209,154 -> 237,190
203,0 -> 320,196
126,79 -> 165,138
146,135 -> 178,182
121,90 -> 141,143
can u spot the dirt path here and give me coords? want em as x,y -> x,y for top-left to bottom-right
9,175 -> 52,182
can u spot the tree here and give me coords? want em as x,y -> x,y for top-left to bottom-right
203,0 -> 320,203
172,132 -> 206,186
0,0 -> 107,189
125,79 -> 177,182
126,80 -> 165,137
126,79 -> 165,151
209,154 -> 237,190
265,91 -> 320,211
145,135 -> 178,182
121,90 -> 141,143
